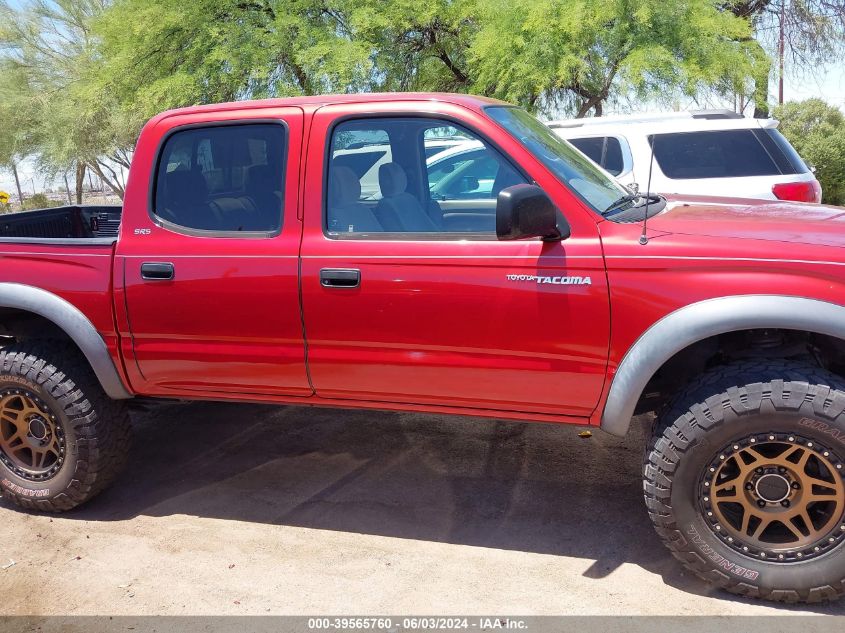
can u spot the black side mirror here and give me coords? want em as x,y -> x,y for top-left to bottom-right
496,184 -> 570,242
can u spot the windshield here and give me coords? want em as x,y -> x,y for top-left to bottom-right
485,106 -> 627,214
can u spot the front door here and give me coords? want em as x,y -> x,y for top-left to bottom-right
118,108 -> 311,397
300,105 -> 610,416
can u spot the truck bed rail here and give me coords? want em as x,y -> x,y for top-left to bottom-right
0,205 -> 122,243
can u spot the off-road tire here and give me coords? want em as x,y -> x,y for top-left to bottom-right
645,360 -> 845,603
0,342 -> 131,512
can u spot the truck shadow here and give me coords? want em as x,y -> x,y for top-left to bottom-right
52,401 -> 845,614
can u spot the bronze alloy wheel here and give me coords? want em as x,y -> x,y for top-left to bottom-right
701,432 -> 845,562
0,387 -> 65,481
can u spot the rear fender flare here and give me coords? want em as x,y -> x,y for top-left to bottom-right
601,295 -> 845,436
0,282 -> 132,400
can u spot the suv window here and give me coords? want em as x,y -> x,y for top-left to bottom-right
568,137 -> 624,176
154,123 -> 286,233
326,119 -> 526,238
650,129 -> 807,180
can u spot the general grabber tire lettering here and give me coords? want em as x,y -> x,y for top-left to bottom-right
0,342 -> 131,512
645,360 -> 845,603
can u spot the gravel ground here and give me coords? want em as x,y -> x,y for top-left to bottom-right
1,402 -> 844,616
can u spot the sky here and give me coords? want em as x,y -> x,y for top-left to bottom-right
2,57 -> 845,197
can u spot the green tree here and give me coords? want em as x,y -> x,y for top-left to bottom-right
339,0 -> 477,93
0,0 -> 133,200
469,0 -> 767,116
94,0 -> 374,128
94,0 -> 767,120
0,51 -> 36,205
773,99 -> 845,205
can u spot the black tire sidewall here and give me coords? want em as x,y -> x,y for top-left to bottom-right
0,375 -> 82,504
671,408 -> 845,593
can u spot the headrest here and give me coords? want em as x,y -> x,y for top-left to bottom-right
163,170 -> 208,209
378,162 -> 408,197
245,164 -> 279,192
329,166 -> 362,205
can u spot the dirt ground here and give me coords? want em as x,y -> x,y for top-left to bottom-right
1,402 -> 844,616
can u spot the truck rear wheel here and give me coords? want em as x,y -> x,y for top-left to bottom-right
0,343 -> 131,512
645,361 -> 845,603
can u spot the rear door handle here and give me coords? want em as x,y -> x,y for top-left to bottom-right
320,268 -> 360,288
140,262 -> 175,281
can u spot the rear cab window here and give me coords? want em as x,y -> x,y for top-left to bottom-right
153,123 -> 287,235
649,129 -> 810,180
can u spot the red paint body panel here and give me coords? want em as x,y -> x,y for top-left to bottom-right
0,244 -> 133,391
3,93 -> 845,429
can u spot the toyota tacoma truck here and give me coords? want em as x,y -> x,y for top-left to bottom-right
2,93 -> 845,603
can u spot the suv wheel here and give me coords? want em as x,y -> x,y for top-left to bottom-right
645,360 -> 845,603
0,343 -> 131,512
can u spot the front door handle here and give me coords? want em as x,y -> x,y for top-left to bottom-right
141,262 -> 175,281
320,268 -> 360,288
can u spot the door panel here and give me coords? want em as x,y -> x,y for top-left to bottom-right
117,107 -> 310,397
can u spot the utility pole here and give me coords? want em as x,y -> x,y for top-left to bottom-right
778,0 -> 785,104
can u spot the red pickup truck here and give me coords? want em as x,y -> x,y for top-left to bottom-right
2,93 -> 845,603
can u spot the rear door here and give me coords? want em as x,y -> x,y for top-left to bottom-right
117,107 -> 311,397
300,102 -> 610,417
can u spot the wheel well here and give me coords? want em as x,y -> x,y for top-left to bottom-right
634,328 -> 845,416
0,307 -> 86,358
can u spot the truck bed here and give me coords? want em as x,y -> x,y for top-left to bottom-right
0,205 -> 122,243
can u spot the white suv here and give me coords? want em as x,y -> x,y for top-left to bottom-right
547,110 -> 822,203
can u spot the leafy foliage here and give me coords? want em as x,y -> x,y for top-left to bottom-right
774,98 -> 845,205
94,0 -> 375,128
0,0 -> 132,199
94,0 -> 766,121
20,191 -> 61,210
468,0 -> 767,115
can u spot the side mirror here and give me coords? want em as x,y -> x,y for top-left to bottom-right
496,184 -> 570,242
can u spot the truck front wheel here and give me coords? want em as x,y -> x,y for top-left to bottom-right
0,343 -> 131,512
645,361 -> 845,603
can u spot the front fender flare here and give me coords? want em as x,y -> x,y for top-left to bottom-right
601,295 -> 845,436
0,283 -> 132,400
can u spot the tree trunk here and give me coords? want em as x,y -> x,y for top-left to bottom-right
63,172 -> 73,204
88,160 -> 126,200
75,163 -> 86,204
576,95 -> 604,118
11,162 -> 24,205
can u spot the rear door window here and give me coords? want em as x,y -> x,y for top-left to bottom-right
650,130 -> 806,180
153,123 -> 287,234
